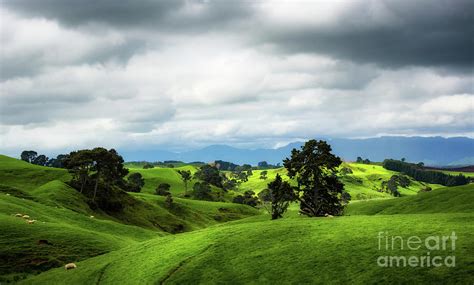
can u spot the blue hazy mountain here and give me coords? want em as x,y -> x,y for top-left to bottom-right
120,136 -> 474,166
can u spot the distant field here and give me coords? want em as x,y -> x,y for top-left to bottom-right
234,163 -> 442,200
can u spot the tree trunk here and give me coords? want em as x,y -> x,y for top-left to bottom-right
80,177 -> 85,193
93,170 -> 100,202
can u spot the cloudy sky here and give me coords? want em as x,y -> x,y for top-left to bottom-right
0,0 -> 473,155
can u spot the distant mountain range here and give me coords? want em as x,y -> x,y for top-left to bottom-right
120,136 -> 474,167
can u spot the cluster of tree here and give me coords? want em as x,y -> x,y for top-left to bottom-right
259,140 -> 351,220
230,165 -> 253,182
175,165 -> 231,200
232,190 -> 259,207
20,150 -> 68,168
194,165 -> 223,188
382,159 -> 469,186
214,160 -> 239,171
63,148 -> 139,211
143,163 -> 155,169
380,175 -> 410,197
356,157 -> 371,164
259,170 -> 268,180
257,161 -> 281,169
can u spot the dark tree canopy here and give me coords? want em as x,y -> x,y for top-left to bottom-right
383,159 -> 469,186
20,150 -> 37,163
32,154 -> 48,166
232,190 -> 259,207
156,183 -> 171,196
267,174 -> 295,219
258,161 -> 268,168
127,172 -> 145,192
283,140 -> 349,217
47,154 -> 68,168
193,182 -> 213,201
64,147 -> 128,202
194,165 -> 222,188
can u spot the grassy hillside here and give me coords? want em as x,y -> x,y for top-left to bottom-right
20,215 -> 474,283
0,156 -> 258,282
346,184 -> 474,215
128,166 -> 199,195
235,163 -> 442,200
0,155 -> 70,192
2,154 -> 472,284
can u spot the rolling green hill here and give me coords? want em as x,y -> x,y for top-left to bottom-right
0,156 -> 258,282
1,154 -> 473,284
128,166 -> 199,195
346,184 -> 474,215
20,184 -> 474,284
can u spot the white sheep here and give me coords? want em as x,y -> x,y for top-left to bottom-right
27,220 -> 36,224
65,263 -> 77,270
324,213 -> 334,218
15,213 -> 23,217
22,215 -> 30,219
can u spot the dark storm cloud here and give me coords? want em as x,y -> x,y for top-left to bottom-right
257,0 -> 473,70
2,0 -> 253,31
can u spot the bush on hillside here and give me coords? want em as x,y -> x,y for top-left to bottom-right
232,191 -> 259,207
126,173 -> 145,193
156,183 -> 171,196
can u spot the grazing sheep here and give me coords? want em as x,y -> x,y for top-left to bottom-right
15,213 -> 23,217
324,213 -> 334,218
27,219 -> 36,224
65,263 -> 77,270
22,215 -> 30,219
89,215 -> 95,219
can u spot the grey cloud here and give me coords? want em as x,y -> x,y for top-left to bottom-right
257,0 -> 473,70
2,0 -> 253,32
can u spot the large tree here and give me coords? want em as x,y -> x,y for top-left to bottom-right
283,140 -> 349,217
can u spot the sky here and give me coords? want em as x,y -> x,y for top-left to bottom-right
0,0 -> 473,155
